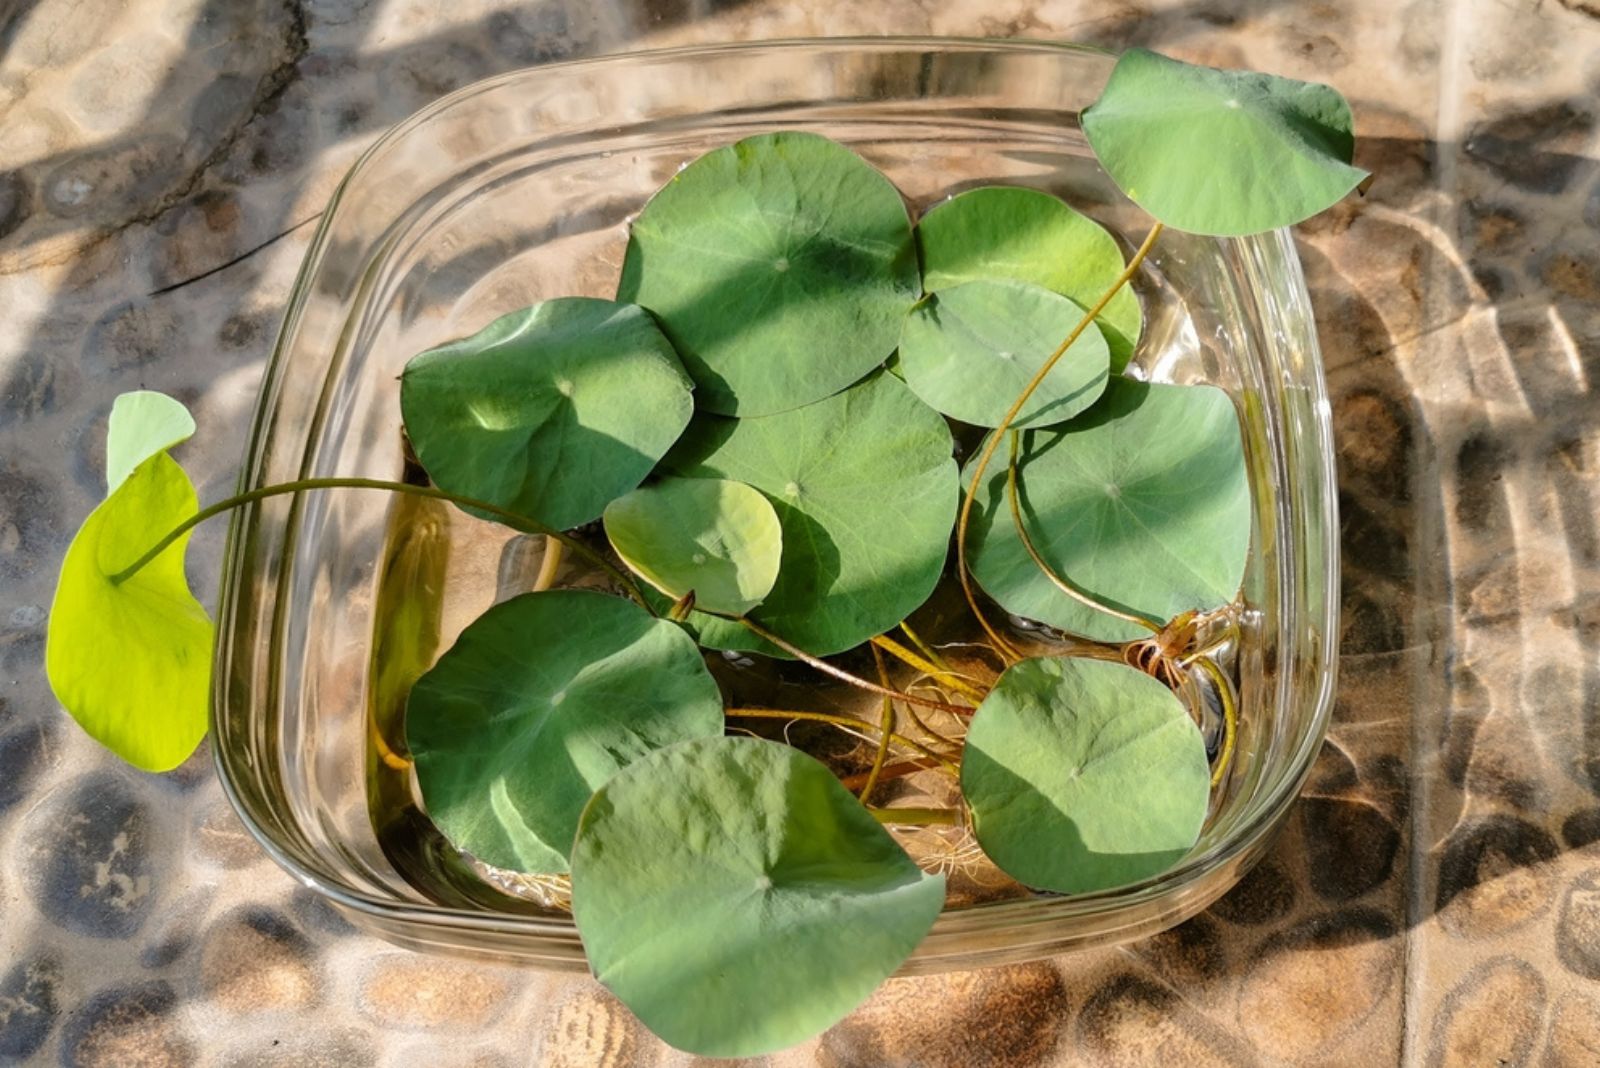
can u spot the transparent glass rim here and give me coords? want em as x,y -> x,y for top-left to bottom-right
212,36 -> 1340,973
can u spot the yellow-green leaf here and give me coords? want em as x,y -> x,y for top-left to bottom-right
46,450 -> 212,772
105,390 -> 197,493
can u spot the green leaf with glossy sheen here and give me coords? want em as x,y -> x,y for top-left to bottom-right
967,378 -> 1250,642
571,736 -> 945,1057
898,280 -> 1110,428
46,396 -> 212,772
917,186 -> 1141,369
105,390 -> 197,493
663,373 -> 957,656
400,297 -> 695,531
962,656 -> 1210,893
406,589 -> 724,874
617,131 -> 920,416
603,478 -> 782,617
1082,48 -> 1368,236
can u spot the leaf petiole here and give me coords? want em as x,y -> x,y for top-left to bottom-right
954,222 -> 1166,662
1004,430 -> 1163,634
858,645 -> 897,806
898,621 -> 952,672
869,634 -> 988,702
867,806 -> 961,827
1188,653 -> 1239,788
532,535 -> 564,593
724,707 -> 961,778
108,476 -> 652,610
734,617 -> 975,716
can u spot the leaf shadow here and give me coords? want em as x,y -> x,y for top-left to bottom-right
617,215 -> 919,413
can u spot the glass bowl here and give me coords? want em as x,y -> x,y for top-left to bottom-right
213,37 -> 1338,974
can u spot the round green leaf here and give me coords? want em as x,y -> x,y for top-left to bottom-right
962,656 -> 1210,893
617,131 -> 920,416
664,373 -> 957,656
916,186 -> 1141,369
400,297 -> 695,531
46,451 -> 212,772
571,736 -> 946,1057
406,589 -> 724,874
967,378 -> 1250,642
898,280 -> 1110,428
1081,48 -> 1368,236
105,390 -> 197,493
603,477 -> 782,617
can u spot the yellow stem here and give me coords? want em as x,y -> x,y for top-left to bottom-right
1189,655 -> 1239,788
870,635 -> 987,702
899,621 -> 952,672
532,535 -> 564,592
1006,431 -> 1162,634
840,758 -> 943,790
734,618 -> 973,715
955,222 -> 1165,664
868,806 -> 960,827
725,707 -> 960,778
858,646 -> 897,805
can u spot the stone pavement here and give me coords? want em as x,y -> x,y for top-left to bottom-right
2,0 -> 1599,1064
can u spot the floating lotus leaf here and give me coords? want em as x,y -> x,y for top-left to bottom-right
962,656 -> 1210,893
604,477 -> 782,617
406,589 -> 724,874
1082,48 -> 1368,236
917,186 -> 1141,369
571,736 -> 946,1056
898,279 -> 1109,428
966,378 -> 1250,642
400,297 -> 695,531
663,373 -> 957,656
618,131 -> 919,416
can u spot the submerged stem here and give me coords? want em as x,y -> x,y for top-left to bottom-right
858,645 -> 897,806
839,757 -> 944,791
1006,432 -> 1163,634
870,635 -> 987,702
898,621 -> 951,672
532,534 -> 564,593
903,701 -> 966,754
955,222 -> 1165,664
725,707 -> 960,778
734,618 -> 974,716
107,476 -> 650,610
1189,654 -> 1239,788
867,806 -> 960,827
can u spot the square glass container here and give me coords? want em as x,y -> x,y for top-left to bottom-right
214,38 -> 1339,974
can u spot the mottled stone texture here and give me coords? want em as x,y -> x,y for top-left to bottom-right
0,0 -> 1596,1063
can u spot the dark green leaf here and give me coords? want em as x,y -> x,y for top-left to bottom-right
400,297 -> 695,531
618,132 -> 919,416
406,589 -> 724,874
